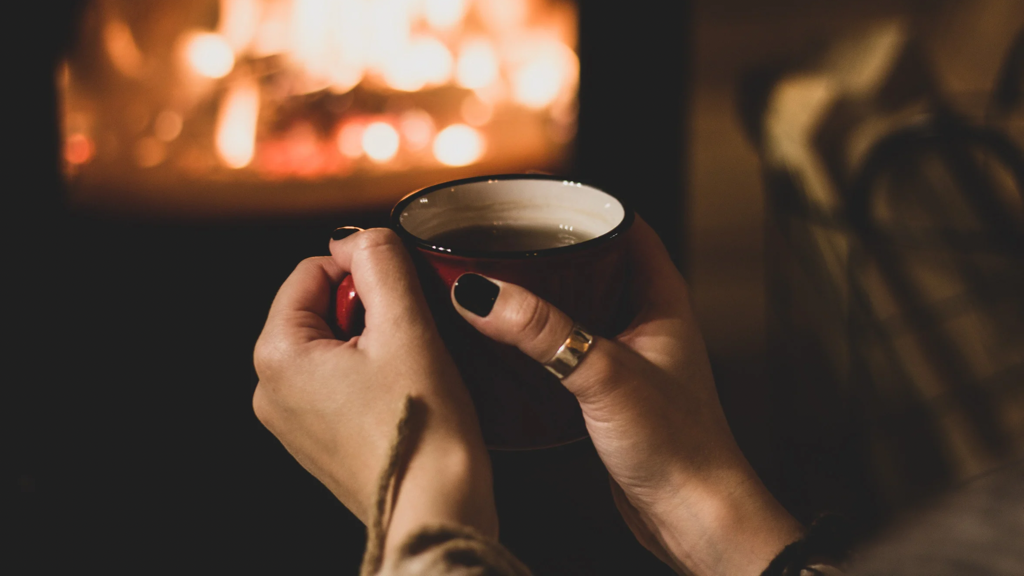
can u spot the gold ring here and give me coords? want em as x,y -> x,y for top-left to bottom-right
543,324 -> 594,379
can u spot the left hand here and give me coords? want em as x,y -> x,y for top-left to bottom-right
253,228 -> 497,553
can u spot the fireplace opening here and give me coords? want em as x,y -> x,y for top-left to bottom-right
61,0 -> 579,217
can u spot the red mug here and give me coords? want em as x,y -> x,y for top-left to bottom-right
334,174 -> 634,449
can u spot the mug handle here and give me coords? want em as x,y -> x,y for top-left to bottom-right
332,275 -> 365,339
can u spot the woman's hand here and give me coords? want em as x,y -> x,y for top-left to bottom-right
253,228 -> 497,556
450,218 -> 802,576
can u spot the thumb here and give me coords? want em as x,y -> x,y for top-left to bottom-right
450,273 -> 626,401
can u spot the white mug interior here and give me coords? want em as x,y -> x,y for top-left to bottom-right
397,178 -> 626,251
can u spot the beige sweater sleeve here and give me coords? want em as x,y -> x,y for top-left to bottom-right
359,396 -> 532,576
372,524 -> 532,576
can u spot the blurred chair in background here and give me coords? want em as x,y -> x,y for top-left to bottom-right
743,19 -> 1024,528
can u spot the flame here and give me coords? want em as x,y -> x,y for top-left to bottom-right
252,0 -> 291,56
184,32 -> 236,78
479,0 -> 528,32
215,81 -> 260,168
433,124 -> 485,166
383,35 -> 453,92
414,36 -> 455,86
423,0 -> 468,30
77,0 -> 580,182
511,38 -> 578,109
219,0 -> 261,51
288,0 -> 367,93
362,121 -> 400,162
209,0 -> 576,103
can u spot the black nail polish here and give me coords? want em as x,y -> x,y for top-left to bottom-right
454,274 -> 499,317
331,226 -> 361,241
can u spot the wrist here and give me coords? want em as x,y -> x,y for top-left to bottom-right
643,467 -> 804,576
385,434 -> 498,555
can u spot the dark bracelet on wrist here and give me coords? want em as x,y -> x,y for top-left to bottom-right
761,514 -> 852,576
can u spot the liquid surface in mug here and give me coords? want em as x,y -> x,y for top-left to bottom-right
427,224 -> 592,252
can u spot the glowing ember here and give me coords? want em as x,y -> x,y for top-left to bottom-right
65,133 -> 94,165
215,81 -> 260,168
184,32 -> 236,79
433,124 -> 484,166
362,121 -> 400,163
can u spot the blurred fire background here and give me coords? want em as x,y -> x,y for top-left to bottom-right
9,0 -> 1024,574
61,0 -> 583,217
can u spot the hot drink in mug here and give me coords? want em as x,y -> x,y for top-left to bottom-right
334,175 -> 634,449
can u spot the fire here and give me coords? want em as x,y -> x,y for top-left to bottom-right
362,121 -> 401,163
65,0 -> 578,190
456,38 -> 499,89
424,0 -> 468,30
383,36 -> 454,92
433,124 -> 485,166
203,0 -> 573,170
215,81 -> 260,168
399,110 -> 436,151
65,133 -> 94,166
184,32 -> 236,79
218,0 -> 261,51
511,38 -> 578,109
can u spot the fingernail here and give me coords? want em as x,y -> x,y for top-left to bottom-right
454,274 -> 499,318
331,226 -> 362,241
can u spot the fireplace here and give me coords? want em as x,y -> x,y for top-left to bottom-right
61,0 -> 580,218
53,0 -> 688,268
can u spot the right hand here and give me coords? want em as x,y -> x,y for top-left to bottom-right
450,217 -> 803,576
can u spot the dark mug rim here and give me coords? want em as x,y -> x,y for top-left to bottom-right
390,174 -> 635,259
